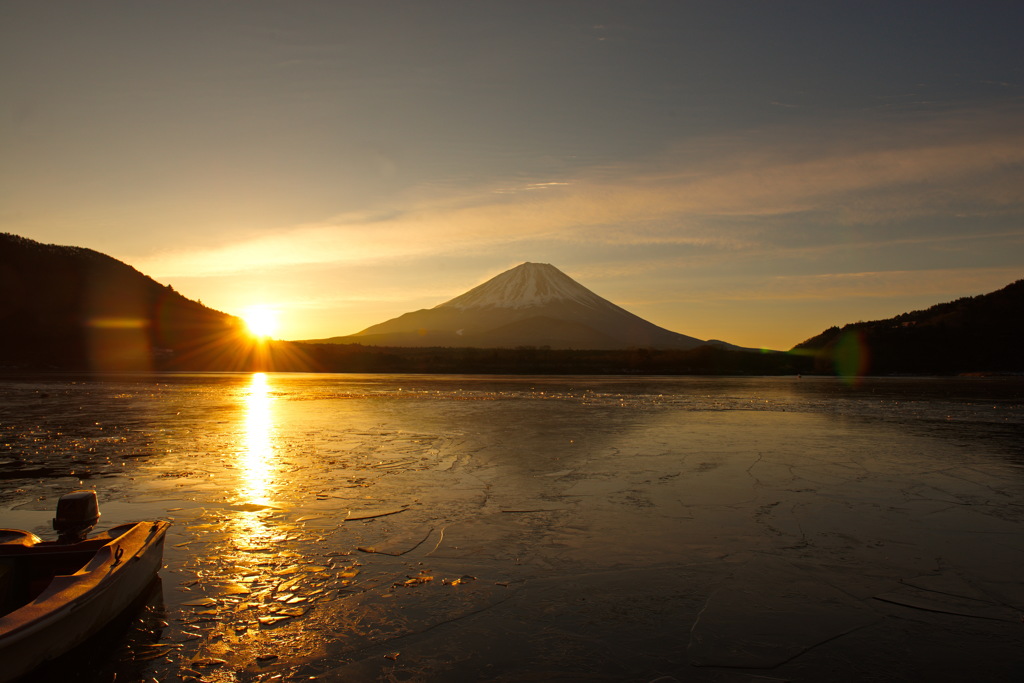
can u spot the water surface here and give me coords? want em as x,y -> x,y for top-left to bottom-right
2,374 -> 1022,681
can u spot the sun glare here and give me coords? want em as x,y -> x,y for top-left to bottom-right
242,306 -> 279,338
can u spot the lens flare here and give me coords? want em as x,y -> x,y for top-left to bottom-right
834,329 -> 870,385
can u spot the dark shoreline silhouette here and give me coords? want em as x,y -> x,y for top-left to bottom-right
2,233 -> 1021,375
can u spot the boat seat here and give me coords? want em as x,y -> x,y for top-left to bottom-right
0,559 -> 23,617
0,550 -> 97,618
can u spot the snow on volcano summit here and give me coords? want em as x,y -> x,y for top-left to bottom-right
437,262 -> 607,310
309,261 -> 718,350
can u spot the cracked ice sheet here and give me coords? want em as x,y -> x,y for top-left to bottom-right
2,375 -> 1023,681
687,556 -> 880,668
874,584 -> 1020,622
308,563 -> 729,682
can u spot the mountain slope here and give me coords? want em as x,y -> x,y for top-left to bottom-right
311,262 -> 718,350
793,278 -> 1024,374
440,262 -> 615,310
0,233 -> 245,370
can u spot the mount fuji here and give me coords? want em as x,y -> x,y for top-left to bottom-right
310,262 -> 732,350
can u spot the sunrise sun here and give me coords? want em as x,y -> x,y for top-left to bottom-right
242,306 -> 279,338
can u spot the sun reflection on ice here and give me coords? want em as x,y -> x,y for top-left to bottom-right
228,372 -> 283,574
241,372 -> 278,507
168,372 -> 336,669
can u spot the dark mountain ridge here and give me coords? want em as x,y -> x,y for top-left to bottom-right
0,233 -> 247,370
794,278 -> 1024,374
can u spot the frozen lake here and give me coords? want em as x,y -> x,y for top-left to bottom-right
2,373 -> 1023,681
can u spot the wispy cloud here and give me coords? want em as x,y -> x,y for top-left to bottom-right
134,105 -> 1024,279
658,267 -> 1023,304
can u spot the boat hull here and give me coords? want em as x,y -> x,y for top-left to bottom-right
0,520 -> 169,682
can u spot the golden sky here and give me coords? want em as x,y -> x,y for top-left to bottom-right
3,1 -> 1022,349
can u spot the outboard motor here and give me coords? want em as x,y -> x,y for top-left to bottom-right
53,490 -> 100,544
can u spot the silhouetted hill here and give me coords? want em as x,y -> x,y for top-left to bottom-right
793,279 -> 1024,375
0,233 -> 252,370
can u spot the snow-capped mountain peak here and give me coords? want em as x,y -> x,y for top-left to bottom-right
436,262 -> 607,310
311,261 -> 714,350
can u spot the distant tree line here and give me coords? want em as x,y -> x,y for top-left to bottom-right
242,342 -> 814,376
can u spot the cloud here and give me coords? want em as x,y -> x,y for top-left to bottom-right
664,267 -> 1024,303
133,104 -> 1024,279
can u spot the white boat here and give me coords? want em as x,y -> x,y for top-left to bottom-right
0,491 -> 169,682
